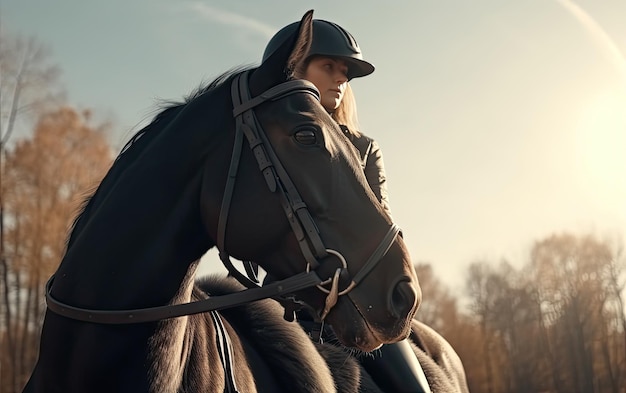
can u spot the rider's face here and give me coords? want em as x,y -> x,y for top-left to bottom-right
303,56 -> 349,113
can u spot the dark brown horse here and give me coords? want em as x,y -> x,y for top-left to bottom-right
23,10 -> 425,393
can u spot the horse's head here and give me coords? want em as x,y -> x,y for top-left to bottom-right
203,10 -> 421,352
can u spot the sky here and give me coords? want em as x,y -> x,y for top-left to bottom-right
3,0 -> 625,296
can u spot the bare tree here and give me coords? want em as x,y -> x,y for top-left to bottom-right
3,106 -> 112,392
0,30 -> 63,145
466,261 -> 500,393
465,260 -> 550,393
0,29 -> 63,393
600,239 -> 625,393
530,233 -> 617,393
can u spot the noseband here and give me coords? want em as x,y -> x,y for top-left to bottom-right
44,70 -> 400,325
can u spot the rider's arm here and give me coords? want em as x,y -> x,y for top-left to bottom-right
363,138 -> 391,216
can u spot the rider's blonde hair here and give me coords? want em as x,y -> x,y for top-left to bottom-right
331,83 -> 361,137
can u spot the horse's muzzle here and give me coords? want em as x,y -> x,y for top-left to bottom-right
388,277 -> 420,320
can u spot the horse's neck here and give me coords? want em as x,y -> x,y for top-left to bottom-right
54,88 -> 232,308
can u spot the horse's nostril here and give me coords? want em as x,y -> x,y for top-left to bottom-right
389,279 -> 417,319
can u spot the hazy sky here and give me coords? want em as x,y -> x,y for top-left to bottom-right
3,0 -> 625,295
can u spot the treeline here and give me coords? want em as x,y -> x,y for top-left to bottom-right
415,233 -> 626,393
2,31 -> 626,393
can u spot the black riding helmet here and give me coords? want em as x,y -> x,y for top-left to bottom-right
262,19 -> 375,80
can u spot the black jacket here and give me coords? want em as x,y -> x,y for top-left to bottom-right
340,125 -> 391,214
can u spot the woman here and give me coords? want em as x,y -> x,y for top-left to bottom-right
262,18 -> 430,393
262,19 -> 390,215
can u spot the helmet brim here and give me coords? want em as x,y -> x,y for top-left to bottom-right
341,57 -> 375,80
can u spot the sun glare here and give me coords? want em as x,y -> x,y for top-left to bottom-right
575,88 -> 626,196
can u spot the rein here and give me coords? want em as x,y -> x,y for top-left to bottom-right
44,70 -> 399,325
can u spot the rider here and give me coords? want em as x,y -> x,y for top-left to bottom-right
262,18 -> 430,393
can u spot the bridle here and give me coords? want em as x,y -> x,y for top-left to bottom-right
44,70 -> 400,325
220,70 -> 400,319
44,70 -> 403,393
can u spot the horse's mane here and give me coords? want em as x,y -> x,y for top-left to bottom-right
116,65 -> 252,163
65,66 -> 253,247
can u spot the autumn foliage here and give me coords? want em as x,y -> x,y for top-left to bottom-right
1,107 -> 112,393
438,234 -> 625,393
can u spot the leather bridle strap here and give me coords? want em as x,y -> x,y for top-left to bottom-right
221,71 -> 402,316
217,71 -> 329,290
44,272 -> 323,324
220,70 -> 402,297
220,71 -> 327,271
344,223 -> 401,295
218,71 -> 320,255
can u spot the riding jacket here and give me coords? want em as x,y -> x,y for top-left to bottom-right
340,125 -> 391,215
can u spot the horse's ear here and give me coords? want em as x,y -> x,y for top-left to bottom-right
249,10 -> 314,96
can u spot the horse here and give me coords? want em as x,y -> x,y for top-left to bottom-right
22,10 -> 423,393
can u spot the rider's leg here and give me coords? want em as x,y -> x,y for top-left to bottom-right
360,339 -> 431,393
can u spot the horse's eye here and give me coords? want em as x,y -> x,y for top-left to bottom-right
294,129 -> 317,146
